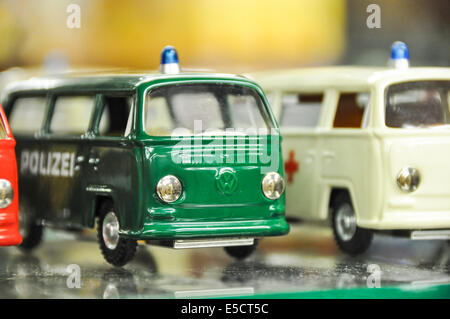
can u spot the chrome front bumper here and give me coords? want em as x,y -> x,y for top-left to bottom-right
147,237 -> 255,249
410,230 -> 450,240
173,237 -> 254,249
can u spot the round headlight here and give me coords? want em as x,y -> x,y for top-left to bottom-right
156,175 -> 182,203
262,172 -> 285,200
0,179 -> 13,209
397,167 -> 420,192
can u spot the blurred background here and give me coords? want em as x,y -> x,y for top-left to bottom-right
0,0 -> 448,78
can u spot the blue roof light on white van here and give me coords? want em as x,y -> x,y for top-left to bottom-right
389,41 -> 410,69
160,45 -> 180,74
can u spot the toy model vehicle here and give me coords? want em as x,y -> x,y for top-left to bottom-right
2,46 -> 289,266
0,104 -> 22,246
251,42 -> 450,255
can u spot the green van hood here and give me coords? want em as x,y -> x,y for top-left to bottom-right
141,135 -> 285,222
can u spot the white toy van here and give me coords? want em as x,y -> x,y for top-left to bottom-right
251,42 -> 450,255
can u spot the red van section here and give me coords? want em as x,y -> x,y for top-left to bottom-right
0,104 -> 22,246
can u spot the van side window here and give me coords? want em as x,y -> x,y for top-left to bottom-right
333,93 -> 370,128
8,97 -> 47,134
98,96 -> 133,137
50,96 -> 95,135
280,93 -> 323,127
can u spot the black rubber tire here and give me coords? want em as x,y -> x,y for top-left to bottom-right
331,192 -> 373,256
224,240 -> 259,260
97,200 -> 137,267
18,207 -> 43,251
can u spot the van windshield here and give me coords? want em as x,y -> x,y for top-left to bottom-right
385,80 -> 450,128
144,83 -> 273,136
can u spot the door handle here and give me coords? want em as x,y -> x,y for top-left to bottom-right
88,157 -> 100,171
88,157 -> 100,165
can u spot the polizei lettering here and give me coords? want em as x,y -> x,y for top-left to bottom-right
20,150 -> 76,177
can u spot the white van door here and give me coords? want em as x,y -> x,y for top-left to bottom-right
278,92 -> 325,220
318,91 -> 373,221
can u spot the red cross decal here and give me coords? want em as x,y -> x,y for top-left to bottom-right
284,150 -> 299,184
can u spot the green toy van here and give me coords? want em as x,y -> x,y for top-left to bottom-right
2,47 -> 288,266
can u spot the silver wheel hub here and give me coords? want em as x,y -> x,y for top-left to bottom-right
335,203 -> 357,241
103,211 -> 120,250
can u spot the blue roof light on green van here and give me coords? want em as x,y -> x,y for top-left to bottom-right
160,46 -> 181,74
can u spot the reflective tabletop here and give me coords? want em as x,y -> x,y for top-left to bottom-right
0,224 -> 448,298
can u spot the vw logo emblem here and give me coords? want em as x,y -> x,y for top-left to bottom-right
216,168 -> 238,195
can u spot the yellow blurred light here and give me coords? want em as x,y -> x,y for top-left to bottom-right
0,0 -> 345,71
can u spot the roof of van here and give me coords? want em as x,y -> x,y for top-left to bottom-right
249,66 -> 450,91
1,69 -> 253,98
